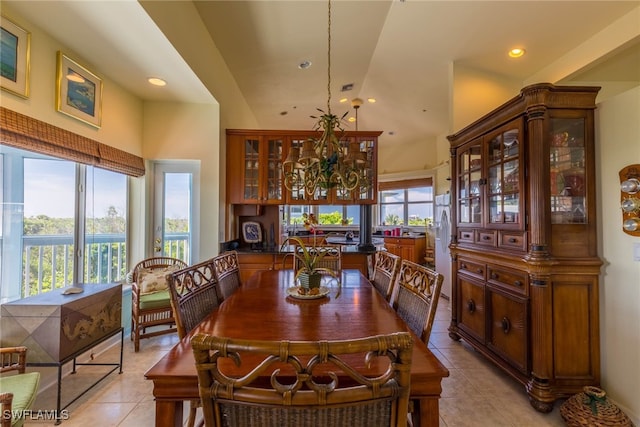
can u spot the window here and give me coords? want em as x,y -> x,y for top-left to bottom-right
379,178 -> 434,227
283,205 -> 360,227
0,146 -> 128,302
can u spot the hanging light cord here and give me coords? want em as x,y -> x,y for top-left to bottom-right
327,0 -> 332,115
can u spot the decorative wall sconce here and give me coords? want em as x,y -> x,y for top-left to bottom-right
620,164 -> 640,236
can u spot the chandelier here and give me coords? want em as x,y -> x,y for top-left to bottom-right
282,0 -> 369,197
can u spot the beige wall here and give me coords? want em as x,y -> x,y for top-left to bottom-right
596,86 -> 640,421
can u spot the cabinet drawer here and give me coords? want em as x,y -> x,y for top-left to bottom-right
457,258 -> 486,280
457,229 -> 474,243
499,231 -> 527,251
458,277 -> 486,343
475,230 -> 497,246
487,289 -> 528,374
487,265 -> 527,295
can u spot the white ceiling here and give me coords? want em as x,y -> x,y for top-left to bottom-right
5,1 -> 640,150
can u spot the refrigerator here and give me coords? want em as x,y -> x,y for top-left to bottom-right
434,193 -> 452,299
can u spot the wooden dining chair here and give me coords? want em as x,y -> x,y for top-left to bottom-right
130,256 -> 188,352
212,251 -> 242,301
167,258 -> 222,427
294,244 -> 342,274
371,251 -> 401,302
392,259 -> 444,345
391,260 -> 443,427
191,332 -> 414,427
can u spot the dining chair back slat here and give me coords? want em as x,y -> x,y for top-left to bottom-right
212,251 -> 242,301
371,251 -> 401,301
191,332 -> 414,427
294,244 -> 342,273
167,259 -> 221,340
392,260 -> 444,344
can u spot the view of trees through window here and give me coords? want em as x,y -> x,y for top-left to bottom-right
12,155 -> 128,298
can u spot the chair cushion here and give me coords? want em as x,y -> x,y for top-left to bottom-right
137,265 -> 181,295
0,372 -> 40,426
139,289 -> 172,310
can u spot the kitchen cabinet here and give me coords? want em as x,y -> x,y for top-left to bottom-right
447,83 -> 602,412
383,237 -> 426,265
227,131 -> 286,205
226,129 -> 380,206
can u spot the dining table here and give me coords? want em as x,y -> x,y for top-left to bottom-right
144,269 -> 449,427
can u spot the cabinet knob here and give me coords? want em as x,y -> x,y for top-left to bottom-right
491,272 -> 498,280
467,299 -> 476,313
508,237 -> 517,243
501,317 -> 511,334
483,235 -> 491,240
461,263 -> 467,269
514,280 -> 523,286
477,268 -> 483,273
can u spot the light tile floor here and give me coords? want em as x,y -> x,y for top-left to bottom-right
24,297 -> 566,426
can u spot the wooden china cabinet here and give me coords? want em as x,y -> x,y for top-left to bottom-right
447,83 -> 602,412
226,129 -> 380,206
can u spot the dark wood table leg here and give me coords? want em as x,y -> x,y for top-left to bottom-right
416,397 -> 440,427
155,399 -> 183,427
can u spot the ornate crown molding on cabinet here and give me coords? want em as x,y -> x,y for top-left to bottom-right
447,83 -> 602,412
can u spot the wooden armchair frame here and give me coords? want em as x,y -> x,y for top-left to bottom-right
1,347 -> 40,427
191,332 -> 413,427
130,256 -> 188,352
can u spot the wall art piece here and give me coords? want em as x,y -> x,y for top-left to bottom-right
56,51 -> 102,128
0,15 -> 31,98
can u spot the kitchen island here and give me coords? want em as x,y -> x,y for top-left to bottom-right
235,244 -> 375,283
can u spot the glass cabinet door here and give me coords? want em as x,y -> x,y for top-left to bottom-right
550,118 -> 586,224
243,138 -> 260,201
265,137 -> 284,201
458,140 -> 482,225
487,124 -> 522,226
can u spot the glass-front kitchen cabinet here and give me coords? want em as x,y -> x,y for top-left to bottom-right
448,84 -> 602,413
227,129 -> 380,206
227,130 -> 285,205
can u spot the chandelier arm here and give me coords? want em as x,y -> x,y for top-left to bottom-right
327,0 -> 331,114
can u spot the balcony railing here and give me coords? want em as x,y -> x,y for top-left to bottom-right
20,233 -> 189,297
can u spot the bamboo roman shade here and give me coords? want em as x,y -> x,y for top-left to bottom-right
0,107 -> 145,177
378,177 -> 432,191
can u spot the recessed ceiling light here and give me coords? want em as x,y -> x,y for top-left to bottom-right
367,98 -> 376,103
508,48 -> 526,58
348,117 -> 356,123
298,60 -> 312,70
148,77 -> 167,86
339,98 -> 348,103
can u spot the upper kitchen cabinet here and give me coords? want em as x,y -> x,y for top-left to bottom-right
227,130 -> 286,205
448,83 -> 602,412
227,129 -> 380,206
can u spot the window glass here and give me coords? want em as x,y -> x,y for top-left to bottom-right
379,184 -> 434,227
85,167 -> 127,283
23,158 -> 76,295
0,147 -> 129,301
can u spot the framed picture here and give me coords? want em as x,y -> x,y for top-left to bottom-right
0,15 -> 31,98
242,221 -> 263,244
56,51 -> 102,128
